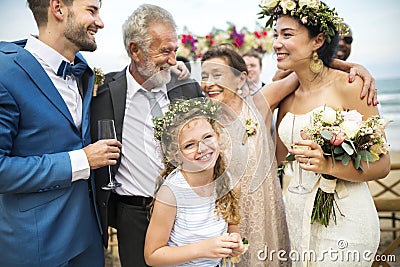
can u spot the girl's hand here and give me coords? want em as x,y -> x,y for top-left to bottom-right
227,233 -> 244,257
198,234 -> 240,259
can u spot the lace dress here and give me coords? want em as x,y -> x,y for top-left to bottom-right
278,108 -> 380,267
222,95 -> 290,267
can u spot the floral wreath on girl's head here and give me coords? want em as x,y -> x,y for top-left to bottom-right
258,0 -> 348,43
153,98 -> 221,142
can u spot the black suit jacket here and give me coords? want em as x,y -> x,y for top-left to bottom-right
90,67 -> 204,246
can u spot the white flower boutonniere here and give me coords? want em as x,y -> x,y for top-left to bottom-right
93,67 -> 105,96
242,118 -> 258,145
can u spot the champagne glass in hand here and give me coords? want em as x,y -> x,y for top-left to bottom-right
98,119 -> 122,190
288,145 -> 311,194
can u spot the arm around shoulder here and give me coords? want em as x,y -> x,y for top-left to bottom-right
259,71 -> 299,110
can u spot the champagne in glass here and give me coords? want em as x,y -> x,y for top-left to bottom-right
288,145 -> 311,194
98,119 -> 122,190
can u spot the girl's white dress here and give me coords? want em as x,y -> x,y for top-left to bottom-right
163,170 -> 227,267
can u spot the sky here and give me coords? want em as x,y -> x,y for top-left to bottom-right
1,0 -> 400,81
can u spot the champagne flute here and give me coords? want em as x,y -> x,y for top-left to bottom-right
98,119 -> 122,190
288,145 -> 311,194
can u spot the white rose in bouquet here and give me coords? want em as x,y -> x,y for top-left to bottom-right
340,120 -> 360,139
321,107 -> 337,124
260,0 -> 279,8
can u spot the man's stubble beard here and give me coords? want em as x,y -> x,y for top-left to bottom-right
64,10 -> 97,52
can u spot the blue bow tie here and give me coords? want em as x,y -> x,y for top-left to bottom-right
57,60 -> 88,80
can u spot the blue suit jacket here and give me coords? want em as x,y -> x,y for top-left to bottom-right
0,40 -> 101,266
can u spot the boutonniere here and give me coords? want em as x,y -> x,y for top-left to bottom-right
93,67 -> 105,96
242,118 -> 258,145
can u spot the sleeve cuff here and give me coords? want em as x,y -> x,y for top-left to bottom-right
69,149 -> 90,182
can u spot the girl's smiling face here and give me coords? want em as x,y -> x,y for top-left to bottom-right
177,117 -> 219,173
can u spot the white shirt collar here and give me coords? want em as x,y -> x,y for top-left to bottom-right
24,35 -> 71,76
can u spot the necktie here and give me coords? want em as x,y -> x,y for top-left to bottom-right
57,60 -> 88,80
142,90 -> 163,118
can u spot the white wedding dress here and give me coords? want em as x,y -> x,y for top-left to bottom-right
278,108 -> 380,267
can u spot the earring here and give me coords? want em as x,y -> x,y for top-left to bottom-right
237,88 -> 243,95
310,51 -> 323,74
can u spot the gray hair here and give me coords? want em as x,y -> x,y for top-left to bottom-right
122,4 -> 177,56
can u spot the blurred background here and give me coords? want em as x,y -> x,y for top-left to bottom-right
1,0 -> 399,151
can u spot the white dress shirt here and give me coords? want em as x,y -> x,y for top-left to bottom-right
24,35 -> 90,182
114,67 -> 169,197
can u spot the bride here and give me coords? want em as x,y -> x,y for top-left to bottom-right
260,1 -> 392,266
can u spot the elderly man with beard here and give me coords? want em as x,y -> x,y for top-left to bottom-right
0,0 -> 122,266
90,4 -> 203,267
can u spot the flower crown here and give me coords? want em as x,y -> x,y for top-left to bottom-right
258,0 -> 347,43
153,98 -> 221,142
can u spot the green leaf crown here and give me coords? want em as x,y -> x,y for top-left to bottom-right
258,0 -> 348,43
153,98 -> 221,142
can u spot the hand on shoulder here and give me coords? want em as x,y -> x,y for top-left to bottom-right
333,70 -> 379,117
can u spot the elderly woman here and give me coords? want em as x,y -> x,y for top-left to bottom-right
200,46 -> 292,266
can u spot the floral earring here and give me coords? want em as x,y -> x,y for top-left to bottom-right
310,51 -> 323,74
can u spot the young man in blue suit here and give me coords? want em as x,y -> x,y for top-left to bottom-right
0,0 -> 121,266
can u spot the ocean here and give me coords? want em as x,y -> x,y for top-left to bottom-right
377,78 -> 400,152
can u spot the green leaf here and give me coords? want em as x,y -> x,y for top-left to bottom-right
354,154 -> 362,170
321,130 -> 333,140
341,154 -> 351,166
334,146 -> 344,154
322,174 -> 336,180
335,155 -> 343,160
359,163 -> 366,173
360,150 -> 373,170
348,140 -> 357,152
285,153 -> 295,162
359,150 -> 373,162
341,142 -> 354,155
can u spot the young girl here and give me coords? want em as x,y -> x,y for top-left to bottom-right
144,98 -> 245,267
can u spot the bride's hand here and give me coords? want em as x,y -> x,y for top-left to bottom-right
290,140 -> 330,174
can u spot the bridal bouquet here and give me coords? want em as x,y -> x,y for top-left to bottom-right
293,106 -> 389,226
